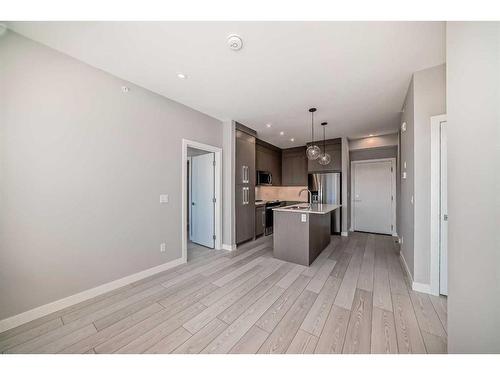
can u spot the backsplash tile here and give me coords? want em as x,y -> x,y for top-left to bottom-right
255,186 -> 308,202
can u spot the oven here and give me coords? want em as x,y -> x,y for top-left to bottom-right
264,200 -> 283,235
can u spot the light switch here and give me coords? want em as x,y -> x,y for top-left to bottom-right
404,161 -> 407,169
402,172 -> 407,179
411,195 -> 414,205
301,214 -> 307,223
160,194 -> 169,203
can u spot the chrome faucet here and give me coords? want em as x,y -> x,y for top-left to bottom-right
299,188 -> 312,207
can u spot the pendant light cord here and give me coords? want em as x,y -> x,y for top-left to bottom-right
323,125 -> 326,152
311,111 -> 314,143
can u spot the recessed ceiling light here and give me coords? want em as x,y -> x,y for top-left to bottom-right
266,123 -> 272,128
280,131 -> 285,136
369,134 -> 374,137
177,73 -> 187,79
290,138 -> 295,142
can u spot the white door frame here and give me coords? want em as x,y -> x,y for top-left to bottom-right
350,158 -> 397,236
430,114 -> 447,296
182,139 -> 222,263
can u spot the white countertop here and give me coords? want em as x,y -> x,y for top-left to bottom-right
272,203 -> 341,215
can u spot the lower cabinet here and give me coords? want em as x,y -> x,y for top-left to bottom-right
255,205 -> 266,237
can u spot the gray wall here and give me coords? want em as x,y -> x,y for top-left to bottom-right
413,64 -> 446,284
399,79 -> 416,278
447,22 -> 500,353
0,31 -> 223,320
398,64 -> 446,283
349,133 -> 399,151
349,146 -> 397,161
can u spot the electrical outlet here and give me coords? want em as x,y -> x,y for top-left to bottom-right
160,194 -> 169,203
301,214 -> 307,223
160,243 -> 166,252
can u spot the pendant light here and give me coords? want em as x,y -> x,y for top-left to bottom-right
306,108 -> 321,160
318,122 -> 331,165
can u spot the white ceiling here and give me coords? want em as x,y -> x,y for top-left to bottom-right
7,21 -> 445,148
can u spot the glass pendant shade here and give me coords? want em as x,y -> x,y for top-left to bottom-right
318,152 -> 331,165
306,144 -> 321,160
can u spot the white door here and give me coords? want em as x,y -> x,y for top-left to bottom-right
353,159 -> 395,235
440,121 -> 448,295
190,153 -> 215,248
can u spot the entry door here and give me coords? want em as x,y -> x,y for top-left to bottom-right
440,121 -> 448,295
190,153 -> 215,248
353,160 -> 395,235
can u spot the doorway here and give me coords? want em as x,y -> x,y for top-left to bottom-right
351,158 -> 396,235
182,139 -> 222,263
431,115 -> 448,296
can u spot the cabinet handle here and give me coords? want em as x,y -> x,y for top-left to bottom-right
241,166 -> 246,183
262,211 -> 265,227
245,166 -> 249,183
242,187 -> 246,205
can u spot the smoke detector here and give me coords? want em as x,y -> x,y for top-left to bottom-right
227,34 -> 243,51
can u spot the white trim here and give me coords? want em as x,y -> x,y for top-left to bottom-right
182,139 -> 223,263
399,252 -> 432,294
222,243 -> 236,251
430,114 -> 447,296
350,158 -> 397,236
412,282 -> 433,294
341,231 -> 349,237
399,252 -> 414,285
0,257 -> 184,333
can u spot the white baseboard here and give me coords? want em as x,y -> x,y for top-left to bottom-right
341,231 -> 349,237
412,281 -> 432,294
0,257 -> 185,334
399,252 -> 433,295
399,252 -> 414,285
222,243 -> 236,251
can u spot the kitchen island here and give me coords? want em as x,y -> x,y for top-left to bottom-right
272,203 -> 341,266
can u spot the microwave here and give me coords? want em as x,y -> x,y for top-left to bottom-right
256,170 -> 273,185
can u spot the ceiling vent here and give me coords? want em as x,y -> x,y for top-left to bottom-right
227,34 -> 243,51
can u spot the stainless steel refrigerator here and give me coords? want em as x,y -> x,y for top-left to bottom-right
308,172 -> 341,234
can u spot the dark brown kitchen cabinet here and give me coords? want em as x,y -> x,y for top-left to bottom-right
255,205 -> 265,237
235,126 -> 256,245
255,139 -> 282,186
307,139 -> 342,173
282,146 -> 308,186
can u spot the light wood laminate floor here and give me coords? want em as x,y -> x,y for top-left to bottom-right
0,232 -> 447,354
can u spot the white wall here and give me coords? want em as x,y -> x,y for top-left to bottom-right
447,22 -> 500,353
0,31 -> 223,320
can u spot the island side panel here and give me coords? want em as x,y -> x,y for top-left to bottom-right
309,212 -> 331,263
273,211 -> 310,266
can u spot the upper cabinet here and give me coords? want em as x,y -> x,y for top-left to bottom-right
255,139 -> 282,186
282,146 -> 308,186
307,138 -> 342,173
